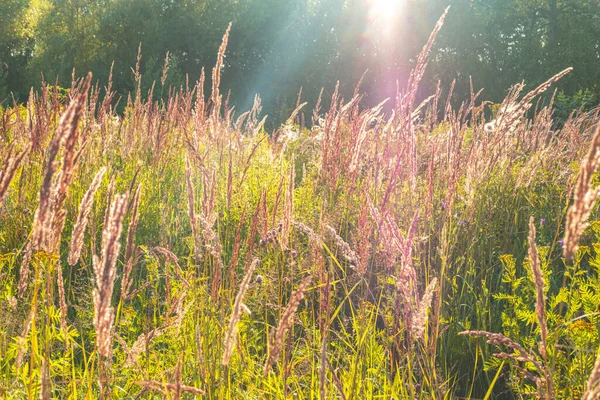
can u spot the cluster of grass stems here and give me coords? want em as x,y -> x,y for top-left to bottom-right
1,11 -> 600,399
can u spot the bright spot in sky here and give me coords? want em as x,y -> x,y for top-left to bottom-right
367,0 -> 402,34
370,0 -> 399,17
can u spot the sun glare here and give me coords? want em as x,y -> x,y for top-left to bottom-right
370,0 -> 399,17
368,0 -> 402,33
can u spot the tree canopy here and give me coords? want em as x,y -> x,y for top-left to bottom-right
1,0 -> 599,123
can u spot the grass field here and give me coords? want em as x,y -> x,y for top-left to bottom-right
1,17 -> 600,399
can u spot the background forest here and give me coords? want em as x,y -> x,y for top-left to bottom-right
1,0 -> 600,126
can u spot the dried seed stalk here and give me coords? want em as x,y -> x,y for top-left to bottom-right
528,217 -> 549,363
325,225 -> 359,267
584,350 -> 600,400
264,275 -> 312,375
564,124 -> 600,260
68,167 -> 106,265
411,277 -> 437,340
94,192 -> 128,359
121,184 -> 142,301
0,145 -> 30,208
31,73 -> 91,252
135,380 -> 205,396
460,330 -> 554,398
222,257 -> 260,366
185,157 -> 202,263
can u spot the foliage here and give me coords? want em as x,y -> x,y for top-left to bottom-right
554,89 -> 599,126
1,0 -> 600,124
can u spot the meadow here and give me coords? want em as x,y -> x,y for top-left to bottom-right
1,14 -> 600,399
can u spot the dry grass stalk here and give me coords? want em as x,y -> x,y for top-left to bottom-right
185,157 -> 202,263
210,22 -> 232,128
402,7 -> 449,186
370,198 -> 420,338
94,192 -> 129,359
486,68 -> 572,136
192,67 -> 206,145
327,357 -> 347,400
519,68 -> 573,113
0,145 -> 30,208
133,43 -> 142,107
460,330 -> 554,398
281,160 -> 295,248
124,279 -> 155,301
115,335 -> 143,371
52,80 -> 91,206
15,300 -> 35,367
292,221 -> 323,245
368,196 -> 417,271
67,167 -> 107,265
134,380 -> 205,396
150,246 -> 191,288
563,124 -> 600,260
325,225 -> 359,268
172,357 -> 182,400
584,350 -> 600,400
160,51 -> 170,88
528,217 -> 549,362
40,358 -> 50,400
121,184 -> 142,301
118,296 -> 192,368
459,330 -> 541,369
227,203 -> 247,283
201,166 -> 217,222
348,103 -> 383,176
222,257 -> 260,366
264,275 -> 312,375
197,213 -> 225,295
31,73 -> 91,252
104,176 -> 115,228
411,277 -> 437,340
119,325 -> 170,368
406,7 -> 449,106
286,102 -> 307,126
17,241 -> 33,298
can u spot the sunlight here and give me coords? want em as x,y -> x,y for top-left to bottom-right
367,0 -> 403,35
370,0 -> 399,17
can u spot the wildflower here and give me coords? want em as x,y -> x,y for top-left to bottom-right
441,201 -> 446,210
540,218 -> 546,226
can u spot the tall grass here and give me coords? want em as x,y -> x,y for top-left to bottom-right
1,12 -> 600,399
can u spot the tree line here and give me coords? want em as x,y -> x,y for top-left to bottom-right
1,0 -> 599,125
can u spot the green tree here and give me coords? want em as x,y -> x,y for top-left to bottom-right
26,0 -> 106,91
431,0 -> 600,104
0,0 -> 32,101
